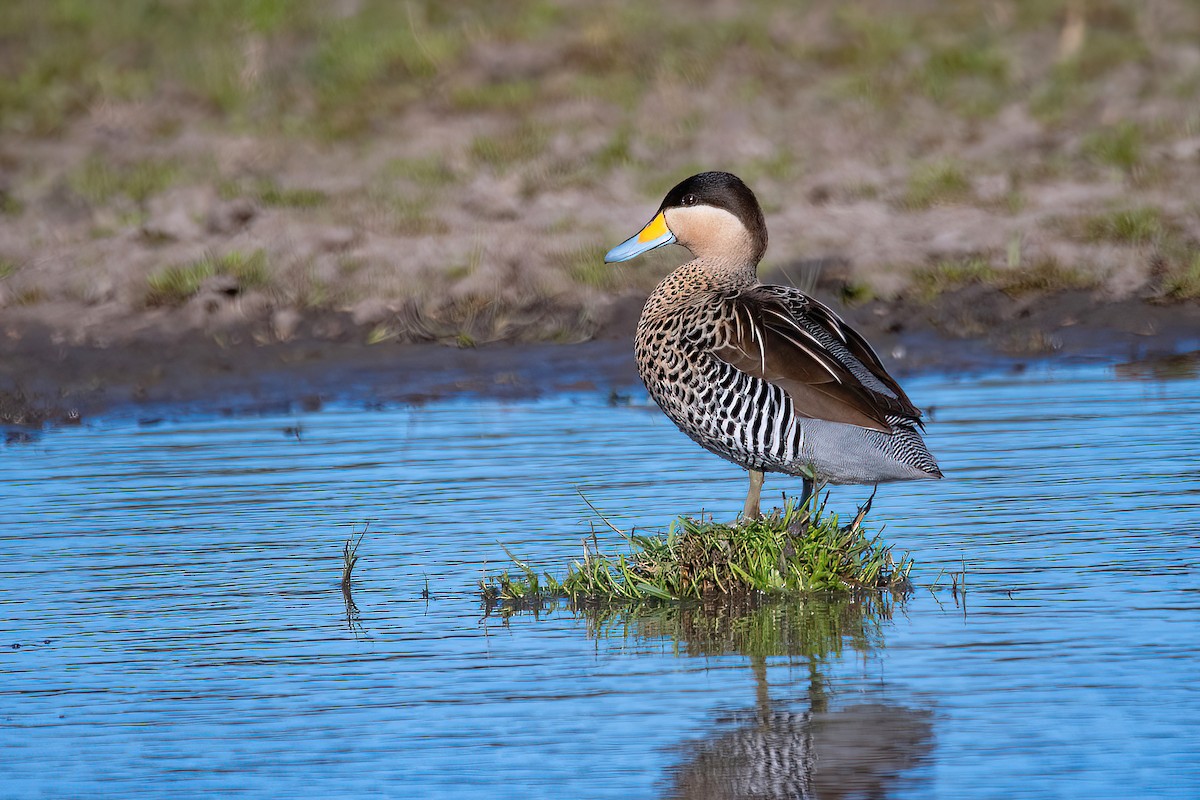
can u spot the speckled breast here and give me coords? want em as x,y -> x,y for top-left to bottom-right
635,299 -> 804,474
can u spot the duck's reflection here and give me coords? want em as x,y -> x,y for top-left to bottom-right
668,655 -> 932,800
582,595 -> 934,800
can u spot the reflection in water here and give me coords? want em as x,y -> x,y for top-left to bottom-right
513,595 -> 934,799
341,585 -> 367,639
584,594 -> 890,660
670,692 -> 933,800
1114,350 -> 1200,381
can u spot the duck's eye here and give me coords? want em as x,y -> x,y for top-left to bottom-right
682,193 -> 698,207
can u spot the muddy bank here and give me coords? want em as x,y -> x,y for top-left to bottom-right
2,287 -> 1197,429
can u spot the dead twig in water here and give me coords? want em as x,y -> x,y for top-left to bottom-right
341,522 -> 369,591
929,567 -> 946,593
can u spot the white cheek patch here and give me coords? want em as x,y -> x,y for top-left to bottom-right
664,205 -> 753,258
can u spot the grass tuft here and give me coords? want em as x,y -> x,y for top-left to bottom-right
911,256 -> 1097,300
144,249 -> 270,306
901,159 -> 972,210
69,156 -> 179,206
920,42 -> 1009,117
450,79 -> 540,112
256,180 -> 328,209
1082,122 -> 1144,175
911,258 -> 996,300
563,243 -> 622,289
481,494 -> 912,604
219,177 -> 329,208
1161,251 -> 1200,300
1084,207 -> 1165,245
470,123 -> 547,170
998,258 -> 1097,296
383,155 -> 457,188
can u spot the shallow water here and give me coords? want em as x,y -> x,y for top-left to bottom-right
2,359 -> 1199,798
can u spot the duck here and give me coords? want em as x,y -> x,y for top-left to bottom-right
605,171 -> 941,519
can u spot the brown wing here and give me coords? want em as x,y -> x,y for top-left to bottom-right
712,287 -> 919,432
795,291 -> 921,414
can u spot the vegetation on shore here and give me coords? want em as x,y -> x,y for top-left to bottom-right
480,494 -> 912,607
2,0 -> 1199,350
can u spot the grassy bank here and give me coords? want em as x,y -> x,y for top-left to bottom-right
1,0 -> 1198,352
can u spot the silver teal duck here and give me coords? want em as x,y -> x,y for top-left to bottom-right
605,171 -> 941,519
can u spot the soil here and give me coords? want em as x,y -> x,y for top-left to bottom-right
2,285 -> 1197,430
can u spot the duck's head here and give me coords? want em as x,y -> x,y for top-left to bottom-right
604,171 -> 767,266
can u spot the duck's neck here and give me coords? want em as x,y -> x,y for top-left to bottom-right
641,258 -> 759,320
675,256 -> 760,291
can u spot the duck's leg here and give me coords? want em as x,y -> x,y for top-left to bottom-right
798,477 -> 814,512
743,469 -> 765,520
787,477 -> 820,537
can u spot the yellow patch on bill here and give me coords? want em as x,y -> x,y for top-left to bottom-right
637,212 -> 669,243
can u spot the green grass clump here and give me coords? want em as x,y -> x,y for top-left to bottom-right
911,256 -> 1098,300
221,249 -> 271,288
1161,251 -> 1200,300
1084,207 -> 1165,244
563,243 -> 622,289
255,180 -> 328,209
219,177 -> 329,208
0,191 -> 24,216
812,8 -> 911,72
450,79 -> 540,112
383,155 -> 457,188
307,5 -> 467,138
911,258 -> 996,300
470,123 -> 547,169
144,249 -> 270,306
901,160 -> 972,210
1082,121 -> 1144,175
69,156 -> 179,206
998,258 -> 1097,296
388,197 -> 449,236
481,495 -> 912,605
919,41 -> 1009,117
144,261 -> 216,306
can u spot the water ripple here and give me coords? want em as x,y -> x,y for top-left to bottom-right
1,362 -> 1198,798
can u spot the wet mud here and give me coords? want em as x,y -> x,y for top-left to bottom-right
1,286 -> 1197,429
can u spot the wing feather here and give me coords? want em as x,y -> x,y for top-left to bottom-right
712,286 -> 921,432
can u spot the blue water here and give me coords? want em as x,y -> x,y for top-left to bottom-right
1,359 -> 1198,798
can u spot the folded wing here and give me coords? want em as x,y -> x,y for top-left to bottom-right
712,285 -> 921,432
